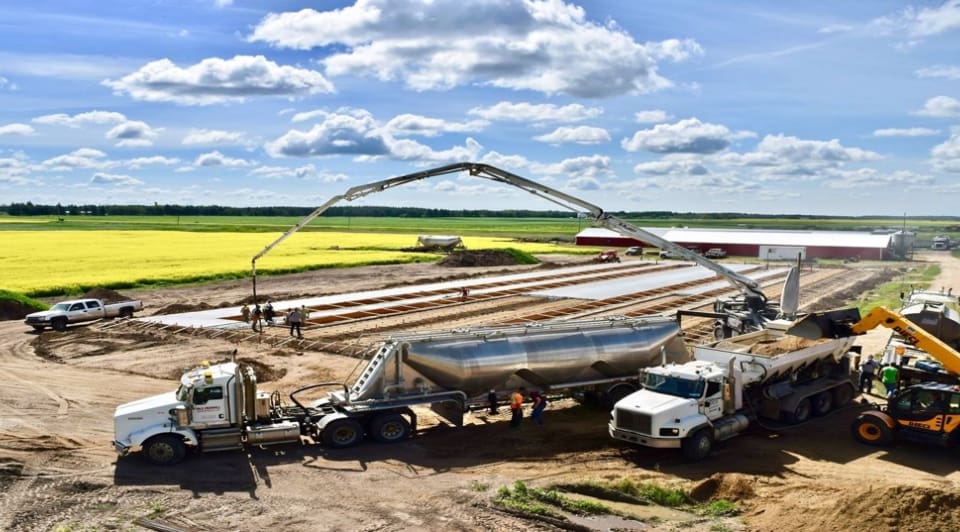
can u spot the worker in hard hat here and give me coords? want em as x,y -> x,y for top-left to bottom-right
509,387 -> 525,429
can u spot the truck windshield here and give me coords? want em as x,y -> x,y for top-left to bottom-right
642,373 -> 703,399
51,303 -> 70,311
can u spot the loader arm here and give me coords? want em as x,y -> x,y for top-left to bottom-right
789,306 -> 960,376
250,162 -> 765,303
850,306 -> 960,376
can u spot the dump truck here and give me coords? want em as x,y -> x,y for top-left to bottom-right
609,323 -> 857,460
25,297 -> 143,331
115,316 -> 687,464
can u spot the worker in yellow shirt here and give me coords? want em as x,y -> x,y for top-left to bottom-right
510,387 -> 526,429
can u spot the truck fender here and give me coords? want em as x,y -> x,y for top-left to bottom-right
129,425 -> 198,450
316,412 -> 351,431
861,410 -> 895,429
678,420 -> 712,439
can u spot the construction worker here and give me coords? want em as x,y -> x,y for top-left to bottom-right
251,304 -> 262,332
529,390 -> 548,427
240,303 -> 250,323
859,355 -> 879,394
301,305 -> 310,321
509,387 -> 525,429
288,307 -> 303,339
881,364 -> 899,397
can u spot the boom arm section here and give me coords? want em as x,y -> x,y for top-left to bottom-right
249,162 -> 765,302
789,306 -> 960,376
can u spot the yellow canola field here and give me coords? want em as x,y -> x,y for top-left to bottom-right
2,230 -> 582,294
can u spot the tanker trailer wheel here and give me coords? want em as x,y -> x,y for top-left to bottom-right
604,383 -> 637,409
369,414 -> 411,444
681,429 -> 713,461
322,418 -> 364,448
851,414 -> 893,446
832,385 -> 854,408
142,435 -> 186,465
785,398 -> 812,424
811,391 -> 833,416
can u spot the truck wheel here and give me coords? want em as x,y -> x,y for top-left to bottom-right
31,325 -> 45,332
52,318 -> 67,332
713,324 -> 732,341
832,385 -> 854,407
785,398 -> 812,424
851,415 -> 893,446
322,418 -> 364,448
681,429 -> 713,461
604,383 -> 637,409
369,414 -> 411,443
142,435 -> 186,465
811,391 -> 833,416
119,307 -> 134,318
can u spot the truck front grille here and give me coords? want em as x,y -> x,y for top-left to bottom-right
615,408 -> 651,435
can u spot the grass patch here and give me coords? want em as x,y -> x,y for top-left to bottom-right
855,264 -> 940,312
0,289 -> 48,311
553,478 -> 690,507
700,499 -> 740,517
500,247 -> 540,265
496,480 -> 613,519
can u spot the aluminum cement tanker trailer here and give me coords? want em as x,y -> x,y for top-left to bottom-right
114,316 -> 687,464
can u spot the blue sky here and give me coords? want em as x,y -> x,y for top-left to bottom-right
1,0 -> 959,215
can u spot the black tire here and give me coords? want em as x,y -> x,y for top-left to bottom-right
52,318 -> 67,332
714,323 -> 732,341
811,391 -> 833,416
322,418 -> 364,448
142,435 -> 186,465
785,398 -> 812,424
681,429 -> 713,461
604,383 -> 637,409
369,414 -> 411,444
851,415 -> 893,446
31,325 -> 45,332
119,307 -> 134,319
832,385 -> 854,407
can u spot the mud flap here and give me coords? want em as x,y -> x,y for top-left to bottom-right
430,399 -> 464,427
788,308 -> 863,339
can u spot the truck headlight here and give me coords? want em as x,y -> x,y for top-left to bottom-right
659,427 -> 680,437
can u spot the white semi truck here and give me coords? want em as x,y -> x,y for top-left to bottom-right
608,324 -> 857,460
115,316 -> 687,464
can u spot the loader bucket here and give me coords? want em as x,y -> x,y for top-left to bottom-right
787,307 -> 863,339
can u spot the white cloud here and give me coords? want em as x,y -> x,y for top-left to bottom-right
249,1 -> 702,97
633,158 -> 709,176
194,150 -> 253,167
106,120 -> 160,147
182,129 -> 248,146
932,129 -> 960,172
0,76 -> 17,91
818,24 -> 854,34
621,118 -> 754,154
634,110 -> 672,124
124,156 -> 180,169
249,164 -> 348,182
567,176 -> 600,190
103,55 -> 334,105
214,0 -> 233,6
873,127 -> 940,137
872,1 -> 960,38
384,114 -> 489,137
386,137 -> 483,163
40,148 -> 114,171
535,154 -> 612,178
913,96 -> 960,118
32,110 -> 127,127
711,134 -> 881,178
534,125 -> 610,144
823,169 -> 934,189
266,110 -> 390,157
0,157 -> 31,184
915,65 -> 960,80
468,101 -> 603,123
0,123 -> 34,136
90,172 -> 144,186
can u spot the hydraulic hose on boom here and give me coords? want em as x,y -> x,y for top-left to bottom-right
249,162 -> 767,308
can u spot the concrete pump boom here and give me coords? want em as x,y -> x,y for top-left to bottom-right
250,162 -> 766,304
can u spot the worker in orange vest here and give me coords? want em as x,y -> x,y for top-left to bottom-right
510,387 -> 525,429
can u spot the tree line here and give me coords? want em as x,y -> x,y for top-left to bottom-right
2,202 -> 957,221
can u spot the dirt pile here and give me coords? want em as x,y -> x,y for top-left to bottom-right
816,485 -> 960,532
83,287 -> 133,304
0,300 -> 36,321
438,250 -> 523,267
749,336 -> 820,355
689,474 -> 756,502
156,302 -> 215,315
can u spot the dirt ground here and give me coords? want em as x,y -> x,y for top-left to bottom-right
1,253 -> 959,531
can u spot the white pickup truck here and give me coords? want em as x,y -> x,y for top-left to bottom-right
25,298 -> 143,331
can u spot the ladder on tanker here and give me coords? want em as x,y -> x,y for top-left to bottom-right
350,341 -> 398,397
